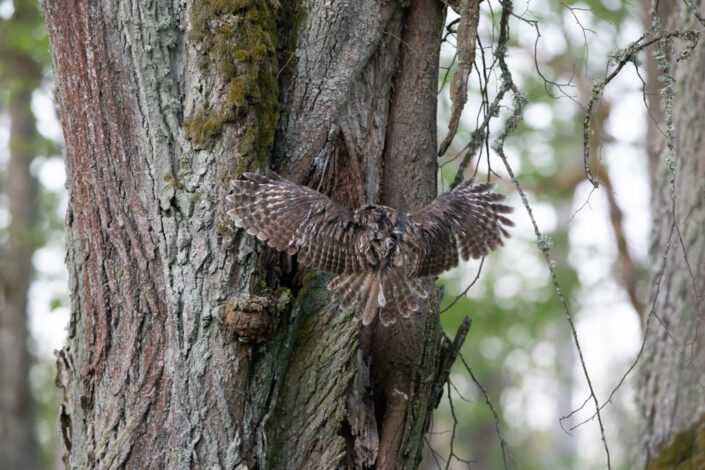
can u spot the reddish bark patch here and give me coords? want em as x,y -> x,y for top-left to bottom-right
222,301 -> 274,343
45,1 -> 169,466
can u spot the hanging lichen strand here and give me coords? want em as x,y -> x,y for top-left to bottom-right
185,0 -> 280,172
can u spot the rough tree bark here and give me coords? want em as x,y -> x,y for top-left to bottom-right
0,1 -> 44,467
636,1 -> 705,468
45,0 -> 460,468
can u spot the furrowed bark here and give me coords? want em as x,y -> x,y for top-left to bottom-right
375,0 -> 446,467
45,0 -> 450,467
46,1 -> 269,466
274,0 -> 404,199
637,1 -> 705,468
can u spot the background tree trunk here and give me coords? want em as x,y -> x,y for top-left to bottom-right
0,1 -> 45,467
45,0 -> 454,468
0,81 -> 39,470
637,1 -> 705,467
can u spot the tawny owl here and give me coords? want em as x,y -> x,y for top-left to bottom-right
226,171 -> 513,326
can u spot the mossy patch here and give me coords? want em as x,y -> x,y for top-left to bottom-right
217,221 -> 233,237
646,416 -> 705,470
183,107 -> 224,146
264,273 -> 357,469
163,171 -> 184,190
185,0 -> 282,171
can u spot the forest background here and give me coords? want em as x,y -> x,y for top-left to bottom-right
0,0 -> 695,468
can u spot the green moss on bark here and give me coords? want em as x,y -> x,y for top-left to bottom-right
182,108 -> 224,144
646,416 -> 705,470
185,0 -> 280,170
265,274 -> 358,469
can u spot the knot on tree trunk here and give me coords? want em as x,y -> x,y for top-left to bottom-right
221,290 -> 290,343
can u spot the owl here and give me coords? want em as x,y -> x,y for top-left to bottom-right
226,171 -> 513,326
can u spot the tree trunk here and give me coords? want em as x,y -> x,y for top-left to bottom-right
45,1 -> 454,468
636,2 -> 705,468
0,2 -> 44,467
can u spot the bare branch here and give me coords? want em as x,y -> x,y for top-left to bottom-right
562,223 -> 676,431
583,27 -> 700,187
683,0 -> 705,26
439,258 -> 485,314
458,353 -> 515,469
439,0 -> 481,156
602,172 -> 645,317
489,0 -> 613,466
431,317 -> 472,412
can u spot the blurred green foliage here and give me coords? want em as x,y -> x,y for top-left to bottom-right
1,1 -> 63,468
0,0 -> 650,468
428,1 -> 641,469
31,358 -> 62,469
0,0 -> 50,99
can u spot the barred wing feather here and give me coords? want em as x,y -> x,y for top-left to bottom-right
410,179 -> 514,277
226,171 -> 364,274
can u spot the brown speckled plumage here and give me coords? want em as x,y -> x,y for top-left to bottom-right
226,171 -> 513,326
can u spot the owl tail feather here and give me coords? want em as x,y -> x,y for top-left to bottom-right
328,273 -> 384,325
378,276 -> 428,326
328,273 -> 428,326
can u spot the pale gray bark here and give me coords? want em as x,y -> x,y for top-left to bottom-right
636,1 -> 705,467
45,0 -> 455,468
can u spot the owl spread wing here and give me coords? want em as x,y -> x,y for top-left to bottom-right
226,171 -> 364,274
227,172 -> 513,327
409,178 -> 514,277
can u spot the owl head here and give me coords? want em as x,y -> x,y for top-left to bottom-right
354,205 -> 389,232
